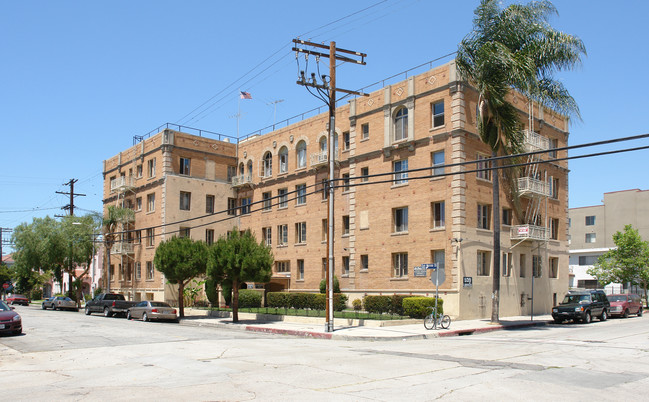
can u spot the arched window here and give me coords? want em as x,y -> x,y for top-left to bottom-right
246,160 -> 253,177
394,107 -> 408,142
239,162 -> 245,176
263,152 -> 272,177
319,136 -> 327,154
296,141 -> 306,169
278,146 -> 288,174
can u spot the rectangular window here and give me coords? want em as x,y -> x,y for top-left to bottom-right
361,255 -> 369,271
579,255 -> 599,266
262,227 -> 272,247
278,188 -> 288,208
180,191 -> 191,211
393,159 -> 408,185
278,224 -> 288,246
432,150 -> 445,176
585,233 -> 596,243
134,230 -> 141,244
502,252 -> 512,277
240,197 -> 251,215
136,164 -> 143,178
502,208 -> 512,226
476,153 -> 492,181
393,252 -> 408,278
147,158 -> 156,178
550,218 -> 559,240
146,228 -> 154,247
296,184 -> 306,205
551,177 -> 559,199
342,256 -> 350,276
295,222 -> 307,244
321,179 -> 329,200
343,131 -> 350,150
477,204 -> 491,230
322,258 -> 327,279
549,138 -> 558,158
205,229 -> 215,245
147,193 -> 155,212
431,201 -> 445,229
135,262 -> 141,280
361,123 -> 369,140
180,157 -> 191,175
342,215 -> 350,235
477,250 -> 490,276
297,260 -> 304,280
146,261 -> 154,280
585,216 -> 596,226
276,261 -> 289,273
393,207 -> 409,233
227,198 -> 237,216
227,166 -> 236,183
549,257 -> 558,278
432,250 -> 445,271
519,254 -> 526,278
342,173 -> 350,192
432,101 -> 444,128
361,167 -> 369,182
179,227 -> 190,238
135,197 -> 142,212
262,191 -> 272,211
206,195 -> 215,214
532,255 -> 542,278
322,219 -> 328,242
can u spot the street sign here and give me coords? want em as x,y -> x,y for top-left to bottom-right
413,266 -> 427,277
422,263 -> 438,270
463,277 -> 473,288
2,282 -> 10,290
430,267 -> 445,286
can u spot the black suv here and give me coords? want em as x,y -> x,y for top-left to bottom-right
552,290 -> 610,324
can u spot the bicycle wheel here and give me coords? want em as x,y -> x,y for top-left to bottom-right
424,314 -> 436,330
440,315 -> 451,329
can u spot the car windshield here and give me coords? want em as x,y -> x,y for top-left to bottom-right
63,297 -> 73,302
0,301 -> 11,311
12,294 -> 26,298
561,294 -> 591,304
607,295 -> 627,302
150,302 -> 170,307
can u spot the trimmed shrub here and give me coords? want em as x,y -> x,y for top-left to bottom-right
237,289 -> 262,308
290,292 -> 310,310
402,297 -> 443,319
265,292 -> 346,311
363,295 -> 391,314
204,277 -> 218,306
352,299 -> 362,311
389,294 -> 410,316
335,294 -> 348,311
319,276 -> 340,293
267,292 -> 291,308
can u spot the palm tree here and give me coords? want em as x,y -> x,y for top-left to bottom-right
102,205 -> 134,293
457,0 -> 585,323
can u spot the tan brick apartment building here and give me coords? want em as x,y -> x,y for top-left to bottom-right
103,60 -> 570,319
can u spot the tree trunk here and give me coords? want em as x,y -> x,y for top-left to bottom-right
232,278 -> 239,323
178,281 -> 185,318
491,151 -> 501,324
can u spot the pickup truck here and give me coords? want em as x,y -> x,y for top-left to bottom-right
85,293 -> 137,317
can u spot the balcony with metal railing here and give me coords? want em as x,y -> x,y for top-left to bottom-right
522,129 -> 549,152
517,176 -> 550,197
110,176 -> 135,193
111,242 -> 135,255
310,151 -> 339,168
510,224 -> 549,241
231,174 -> 253,187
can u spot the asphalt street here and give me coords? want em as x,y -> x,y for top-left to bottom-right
1,305 -> 648,401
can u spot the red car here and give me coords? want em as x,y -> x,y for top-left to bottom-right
608,294 -> 643,318
6,294 -> 30,306
0,300 -> 22,335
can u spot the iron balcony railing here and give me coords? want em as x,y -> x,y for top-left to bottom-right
517,176 -> 550,197
522,129 -> 549,152
310,151 -> 339,167
110,176 -> 135,193
510,224 -> 549,241
111,242 -> 134,255
231,174 -> 253,187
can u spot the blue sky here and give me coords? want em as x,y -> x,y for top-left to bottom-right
1,1 -> 648,253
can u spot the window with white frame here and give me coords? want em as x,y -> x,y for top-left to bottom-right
278,224 -> 288,246
180,157 -> 191,175
393,159 -> 408,185
262,191 -> 272,211
278,188 -> 288,208
432,101 -> 444,128
477,203 -> 491,230
342,215 -> 350,235
393,207 -> 408,233
361,123 -> 369,140
240,197 -> 251,215
394,107 -> 408,142
393,253 -> 408,278
227,165 -> 236,183
295,222 -> 306,244
135,262 -> 141,280
136,197 -> 142,212
180,191 -> 191,211
147,193 -> 155,212
342,256 -> 350,276
147,158 -> 156,178
476,153 -> 492,181
296,184 -> 306,205
297,260 -> 304,280
477,250 -> 490,276
549,257 -> 558,278
361,167 -> 369,182
136,164 -> 143,178
360,254 -> 369,271
585,215 -> 595,226
276,261 -> 289,273
550,218 -> 559,240
179,227 -> 190,238
585,233 -> 596,243
227,198 -> 237,216
205,229 -> 215,245
432,250 -> 445,271
342,131 -> 350,150
263,152 -> 272,177
551,177 -> 559,199
432,150 -> 445,176
278,147 -> 288,174
431,201 -> 445,229
549,138 -> 558,158
206,195 -> 215,214
502,252 -> 512,277
322,219 -> 328,242
532,254 -> 542,277
296,141 -> 307,169
342,173 -> 350,192
262,227 -> 272,247
146,228 -> 154,247
146,261 -> 154,280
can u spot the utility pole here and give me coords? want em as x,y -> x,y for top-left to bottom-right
0,228 -> 13,260
56,178 -> 86,217
293,39 -> 367,332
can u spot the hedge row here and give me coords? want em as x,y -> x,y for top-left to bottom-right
266,292 -> 348,311
238,289 -> 262,308
363,295 -> 443,318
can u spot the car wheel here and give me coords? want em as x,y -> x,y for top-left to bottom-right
126,311 -> 132,320
103,307 -> 112,317
142,313 -> 149,322
638,308 -> 643,317
85,306 -> 91,315
601,310 -> 608,321
42,304 -> 46,310
623,309 -> 629,319
553,318 -> 563,324
53,305 -> 57,311
584,311 -> 592,324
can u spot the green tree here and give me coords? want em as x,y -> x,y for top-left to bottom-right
153,236 -> 207,318
207,228 -> 273,323
589,225 -> 649,306
102,205 -> 134,292
457,0 -> 585,322
61,214 -> 101,304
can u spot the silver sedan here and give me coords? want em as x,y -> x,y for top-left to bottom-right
126,301 -> 178,322
49,296 -> 78,311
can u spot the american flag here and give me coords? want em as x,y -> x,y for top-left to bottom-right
240,91 -> 252,100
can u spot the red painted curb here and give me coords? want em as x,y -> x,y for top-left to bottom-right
245,325 -> 333,339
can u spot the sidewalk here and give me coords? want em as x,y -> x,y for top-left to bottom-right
179,311 -> 553,341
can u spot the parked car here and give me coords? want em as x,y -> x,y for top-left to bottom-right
6,294 -> 29,306
0,300 -> 22,335
127,301 -> 178,322
608,294 -> 643,318
85,293 -> 137,317
552,289 -> 610,324
41,297 -> 56,309
48,296 -> 78,311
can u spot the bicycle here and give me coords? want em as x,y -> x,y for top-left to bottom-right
424,307 -> 451,330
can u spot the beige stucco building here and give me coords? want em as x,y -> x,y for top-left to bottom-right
103,60 -> 570,319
